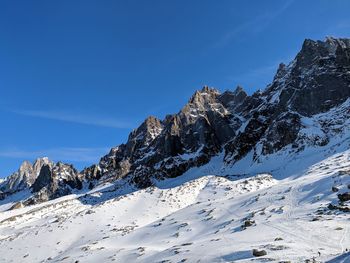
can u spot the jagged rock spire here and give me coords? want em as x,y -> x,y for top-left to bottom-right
0,157 -> 54,195
126,115 -> 163,154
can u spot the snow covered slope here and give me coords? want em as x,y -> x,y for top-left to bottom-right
1,140 -> 350,262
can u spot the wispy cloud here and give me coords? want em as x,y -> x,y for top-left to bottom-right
235,64 -> 278,80
227,55 -> 295,91
215,0 -> 294,48
11,109 -> 134,129
0,147 -> 110,163
226,64 -> 277,91
321,20 -> 350,38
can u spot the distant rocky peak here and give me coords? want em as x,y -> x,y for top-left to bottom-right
324,37 -> 350,53
266,61 -> 294,95
128,116 -> 163,144
0,164 -> 33,195
36,157 -> 51,163
295,39 -> 327,67
123,116 -> 164,159
19,160 -> 33,173
219,86 -> 248,111
295,37 -> 350,69
189,86 -> 219,104
33,157 -> 54,175
261,36 -> 350,116
182,86 -> 223,117
232,85 -> 245,96
53,162 -> 80,180
0,158 -> 50,195
273,63 -> 287,80
55,161 -> 71,170
30,162 -> 83,203
142,116 -> 163,140
201,85 -> 219,94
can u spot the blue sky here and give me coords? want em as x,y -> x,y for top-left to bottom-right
1,0 -> 350,177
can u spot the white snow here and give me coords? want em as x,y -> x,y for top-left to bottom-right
1,139 -> 350,262
269,89 -> 281,104
178,145 -> 204,161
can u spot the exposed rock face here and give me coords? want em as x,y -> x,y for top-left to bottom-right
269,38 -> 350,116
33,157 -> 53,176
87,37 -> 350,187
225,37 -> 350,163
83,116 -> 164,182
29,162 -> 83,203
252,249 -> 267,257
0,161 -> 34,194
84,85 -> 245,186
0,157 -> 81,203
0,157 -> 54,197
1,37 -> 350,203
31,164 -> 52,193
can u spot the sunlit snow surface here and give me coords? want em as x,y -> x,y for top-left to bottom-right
1,137 -> 350,262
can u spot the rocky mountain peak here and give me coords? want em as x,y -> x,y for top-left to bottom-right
232,85 -> 245,95
33,157 -> 54,175
296,37 -> 350,69
126,116 -> 163,154
19,160 -> 33,173
0,158 -> 54,196
273,63 -> 287,81
18,160 -> 35,185
29,161 -> 83,203
324,36 -> 350,52
182,86 -> 225,120
262,37 -> 350,116
34,157 -> 51,164
201,85 -> 219,94
219,86 -> 248,111
140,116 -> 163,140
189,86 -> 220,105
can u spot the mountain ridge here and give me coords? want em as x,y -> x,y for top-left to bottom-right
1,36 -> 350,205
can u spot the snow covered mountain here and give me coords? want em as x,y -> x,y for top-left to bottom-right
82,37 -> 350,191
0,37 -> 350,262
0,157 -> 53,200
1,144 -> 350,262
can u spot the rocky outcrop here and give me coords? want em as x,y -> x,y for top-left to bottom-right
31,164 -> 52,193
338,192 -> 350,202
252,249 -> 267,257
264,37 -> 350,116
84,85 -> 244,186
0,157 -> 82,204
28,162 -> 83,203
0,157 -> 53,197
225,37 -> 350,164
33,157 -> 53,176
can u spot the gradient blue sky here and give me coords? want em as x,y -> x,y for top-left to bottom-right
1,0 -> 350,177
